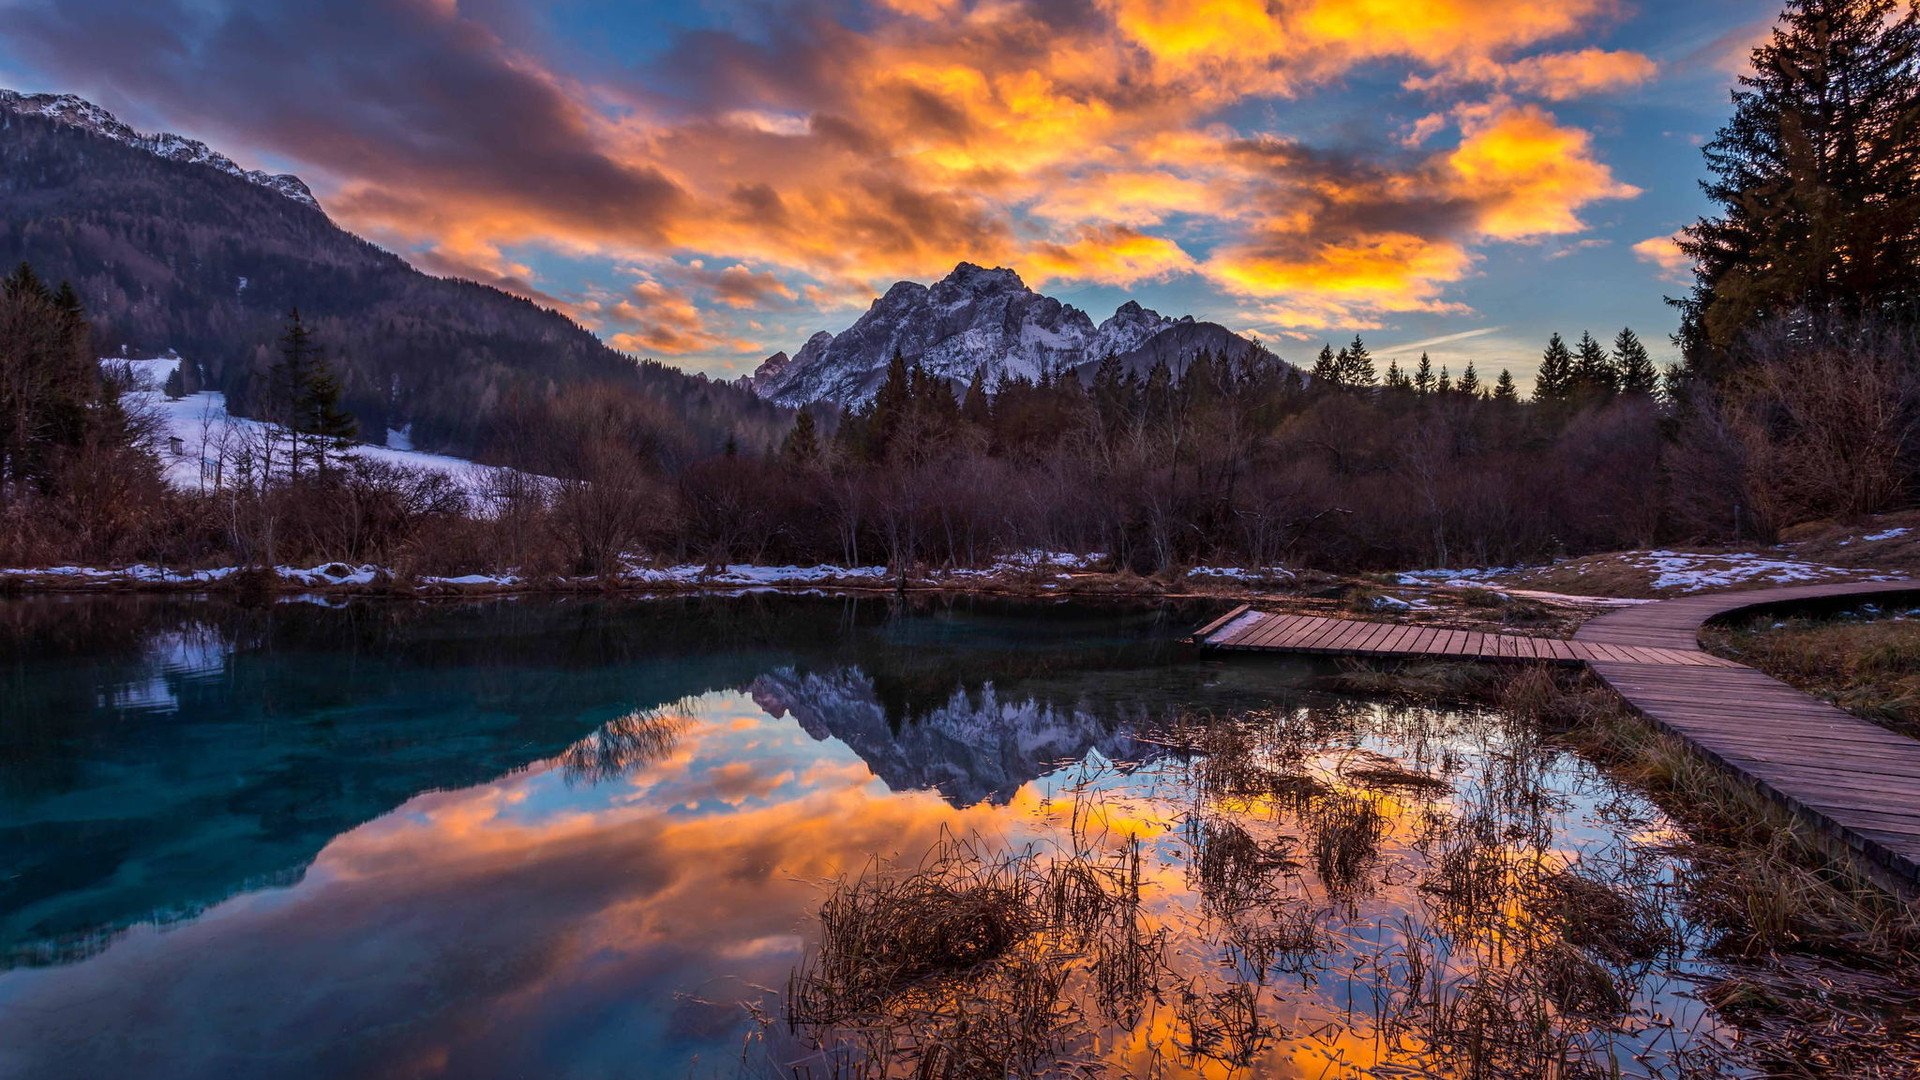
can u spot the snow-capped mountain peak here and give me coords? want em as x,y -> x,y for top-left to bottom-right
1,90 -> 320,210
749,262 -> 1268,407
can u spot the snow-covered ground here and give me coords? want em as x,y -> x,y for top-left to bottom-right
1394,566 -> 1520,588
1617,549 -> 1898,592
117,357 -> 507,495
1186,565 -> 1297,583
1399,550 -> 1898,597
0,551 -> 1122,592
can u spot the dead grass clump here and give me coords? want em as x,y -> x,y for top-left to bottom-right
1309,793 -> 1385,901
1342,760 -> 1453,796
1174,981 -> 1273,1068
1536,869 -> 1673,968
1701,955 -> 1920,1078
1534,941 -> 1630,1020
791,839 -> 1039,1023
1498,599 -> 1555,627
1184,720 -> 1327,805
1193,819 -> 1299,902
787,831 -> 1159,1079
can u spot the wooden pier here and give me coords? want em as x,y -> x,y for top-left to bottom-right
1194,580 -> 1920,893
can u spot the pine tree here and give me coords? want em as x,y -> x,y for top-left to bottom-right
1142,359 -> 1173,422
1570,331 -> 1617,405
868,350 -> 912,459
1533,333 -> 1573,404
1383,359 -> 1410,391
1412,352 -> 1434,394
1311,343 -> 1340,387
163,364 -> 187,399
1435,367 -> 1453,395
1661,362 -> 1691,404
961,365 -> 993,428
277,309 -> 358,478
1493,369 -> 1519,403
1456,362 -> 1480,397
1677,0 -> 1920,370
1613,327 -> 1658,397
781,408 -> 821,465
0,263 -> 116,493
3,262 -> 45,302
276,309 -> 318,477
1339,334 -> 1376,388
298,358 -> 358,478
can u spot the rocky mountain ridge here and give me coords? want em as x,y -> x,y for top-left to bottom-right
750,262 -> 1274,407
1,89 -> 319,208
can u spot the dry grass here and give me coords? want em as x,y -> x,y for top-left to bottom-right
1497,665 -> 1920,1076
1780,508 -> 1920,575
785,830 -> 1160,1079
1705,611 -> 1920,739
1312,658 -> 1511,703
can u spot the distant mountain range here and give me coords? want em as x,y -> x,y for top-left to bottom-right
0,89 -> 784,459
751,262 -> 1278,408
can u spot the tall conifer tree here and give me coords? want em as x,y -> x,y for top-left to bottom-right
1677,0 -> 1920,371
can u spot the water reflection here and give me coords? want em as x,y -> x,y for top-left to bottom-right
0,595 -> 1744,1078
0,594 -> 1202,967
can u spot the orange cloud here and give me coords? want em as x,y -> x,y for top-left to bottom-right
1632,232 -> 1693,282
1025,225 -> 1198,286
1407,48 -> 1658,100
1201,103 -> 1635,329
1209,232 -> 1476,330
1101,0 -> 1620,89
1446,104 -> 1640,239
607,277 -> 760,356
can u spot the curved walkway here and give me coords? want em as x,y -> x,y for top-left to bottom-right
1200,579 -> 1920,893
1576,579 -> 1920,895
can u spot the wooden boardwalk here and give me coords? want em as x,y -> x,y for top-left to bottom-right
1194,580 -> 1920,893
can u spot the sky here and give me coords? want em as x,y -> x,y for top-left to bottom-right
0,0 -> 1783,385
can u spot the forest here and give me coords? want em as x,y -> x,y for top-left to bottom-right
1,0 -> 1916,582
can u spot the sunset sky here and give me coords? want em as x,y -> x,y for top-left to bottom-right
0,0 -> 1780,384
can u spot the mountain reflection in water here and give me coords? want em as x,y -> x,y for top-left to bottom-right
0,594 -> 1742,1079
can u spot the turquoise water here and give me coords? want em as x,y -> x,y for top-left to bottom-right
0,595 -> 1738,1078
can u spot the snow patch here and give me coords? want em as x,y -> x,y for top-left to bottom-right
1205,610 -> 1264,643
116,357 -> 520,499
1395,566 -> 1521,588
1187,565 -> 1296,583
1628,550 -> 1895,593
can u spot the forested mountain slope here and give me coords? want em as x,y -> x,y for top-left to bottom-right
0,92 -> 786,459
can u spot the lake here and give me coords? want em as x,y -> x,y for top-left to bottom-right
0,594 -> 1744,1078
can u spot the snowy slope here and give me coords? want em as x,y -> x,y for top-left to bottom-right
1,91 -> 318,208
119,358 -> 505,494
749,263 -> 1272,408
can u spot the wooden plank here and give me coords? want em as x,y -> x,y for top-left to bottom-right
1270,616 -> 1326,649
1244,614 -> 1302,648
1352,621 -> 1399,652
1214,613 -> 1265,647
1193,603 -> 1252,643
1324,618 -> 1379,652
